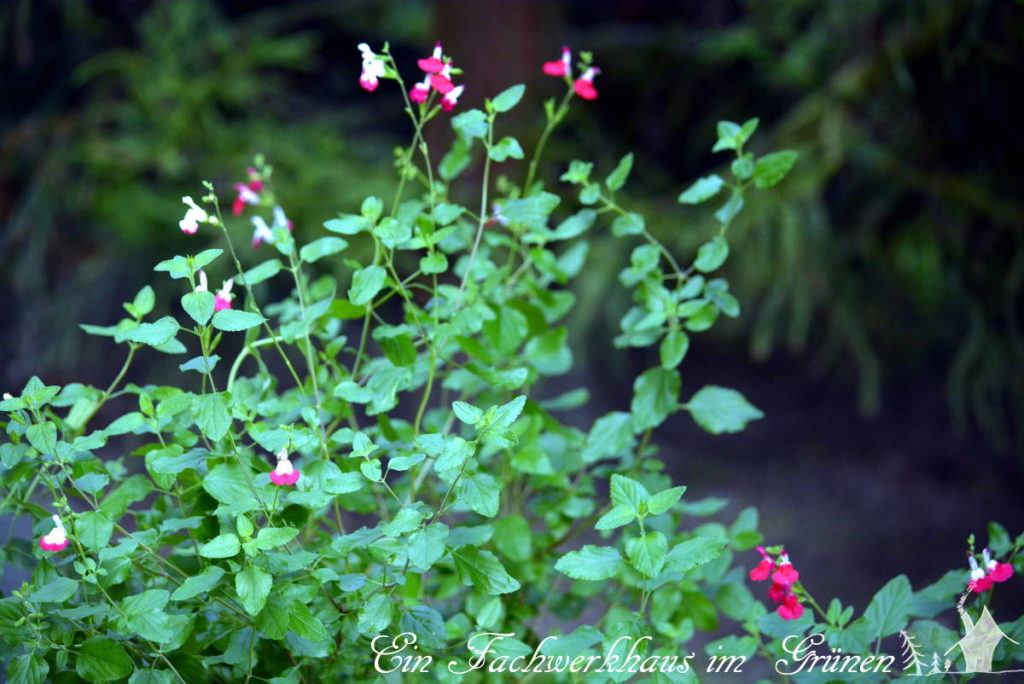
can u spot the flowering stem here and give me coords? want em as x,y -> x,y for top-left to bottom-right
524,87 -> 574,193
287,251 -> 330,460
455,114 -> 496,309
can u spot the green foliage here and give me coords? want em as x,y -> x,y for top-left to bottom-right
2,36 -> 1014,684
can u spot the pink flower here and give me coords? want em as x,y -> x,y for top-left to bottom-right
749,546 -> 775,581
778,594 -> 805,621
214,278 -> 234,312
358,43 -> 387,92
39,514 -> 68,552
179,196 -> 209,234
410,74 -> 431,104
573,66 -> 600,101
771,552 -> 800,586
269,447 -> 300,486
968,549 -> 1014,591
417,42 -> 446,74
768,581 -> 787,604
440,85 -> 464,112
232,170 -> 263,216
430,62 -> 455,95
543,46 -> 572,77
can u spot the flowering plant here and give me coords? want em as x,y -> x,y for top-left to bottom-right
1,40 -> 1021,683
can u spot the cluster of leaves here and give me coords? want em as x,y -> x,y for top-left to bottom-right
1,55 -> 1021,684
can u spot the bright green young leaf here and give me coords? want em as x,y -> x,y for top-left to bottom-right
678,175 -> 724,204
647,486 -> 686,515
665,537 -> 728,574
605,153 -> 634,191
192,393 -> 231,441
235,565 -> 272,616
452,548 -> 521,595
626,531 -> 668,578
555,545 -> 622,581
171,566 -> 226,601
595,504 -> 636,531
348,265 -> 387,306
181,291 -> 216,326
685,385 -> 764,434
200,533 -> 240,558
358,593 -> 393,634
491,84 -> 525,112
753,150 -> 799,189
659,329 -> 690,369
255,526 -> 299,550
300,236 -> 348,263
630,367 -> 681,431
694,236 -> 729,273
211,310 -> 265,332
125,316 -> 178,346
30,577 -> 78,603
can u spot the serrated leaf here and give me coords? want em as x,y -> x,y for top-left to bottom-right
753,150 -> 798,189
555,545 -> 621,581
665,536 -> 727,573
648,486 -> 686,515
452,548 -> 520,594
864,575 -> 912,639
595,504 -> 635,531
75,637 -> 132,683
171,566 -> 225,601
300,236 -> 348,263
181,291 -> 215,326
348,265 -> 387,306
235,565 -> 272,616
200,534 -> 240,558
626,531 -> 668,578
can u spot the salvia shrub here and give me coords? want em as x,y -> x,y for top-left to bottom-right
1,40 -> 1020,684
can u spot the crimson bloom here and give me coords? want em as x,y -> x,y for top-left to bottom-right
543,46 -> 572,77
573,67 -> 600,100
417,42 -> 446,73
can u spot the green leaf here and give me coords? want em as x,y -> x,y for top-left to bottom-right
605,153 -> 634,191
192,393 -> 231,441
128,671 -> 174,684
439,138 -> 472,181
714,190 -> 745,225
30,577 -> 78,603
659,329 -> 689,369
381,508 -> 423,537
289,601 -> 330,642
595,504 -> 636,531
452,401 -> 483,425
491,395 -> 527,429
493,515 -> 531,562
358,593 -> 393,634
863,575 -> 912,639
255,527 -> 299,551
407,523 -> 449,571
694,236 -> 729,273
348,265 -> 387,306
120,589 -> 173,642
582,412 -> 634,464
76,511 -> 113,551
239,259 -> 283,286
626,531 -> 668,578
457,473 -> 500,517
685,385 -> 763,434
181,291 -> 216,326
488,136 -> 525,162
75,637 -> 133,683
491,84 -> 525,112
26,422 -> 57,455
171,566 -> 225,601
678,174 -> 724,204
235,565 -> 272,616
361,196 -> 383,222
8,654 -> 48,684
323,215 -> 367,235
555,545 -> 621,581
648,486 -> 686,515
712,120 -> 742,152
125,316 -> 178,346
420,252 -> 448,274
200,534 -> 241,559
452,548 -> 521,594
665,536 -> 727,573
753,150 -> 798,189
610,474 -> 650,514
611,211 -> 645,237
300,237 -> 348,263
452,109 -> 488,140
131,286 -> 155,317
400,605 -> 447,649
211,310 -> 265,332
630,367 -> 681,431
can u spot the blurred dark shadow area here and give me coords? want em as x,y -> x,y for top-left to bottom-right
2,0 -> 1023,608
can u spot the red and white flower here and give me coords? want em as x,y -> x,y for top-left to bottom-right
771,552 -> 800,586
232,168 -> 264,216
441,84 -> 464,112
749,546 -> 775,581
214,278 -> 234,312
269,447 -> 300,486
543,46 -> 572,77
179,196 -> 210,235
968,549 -> 1014,592
430,62 -> 455,95
358,43 -> 387,92
417,42 -> 446,74
573,66 -> 600,100
39,514 -> 68,552
410,74 -> 431,104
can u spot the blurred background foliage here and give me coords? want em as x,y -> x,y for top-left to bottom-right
2,0 -> 1023,608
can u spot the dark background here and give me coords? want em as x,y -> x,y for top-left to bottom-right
2,0 -> 1023,614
